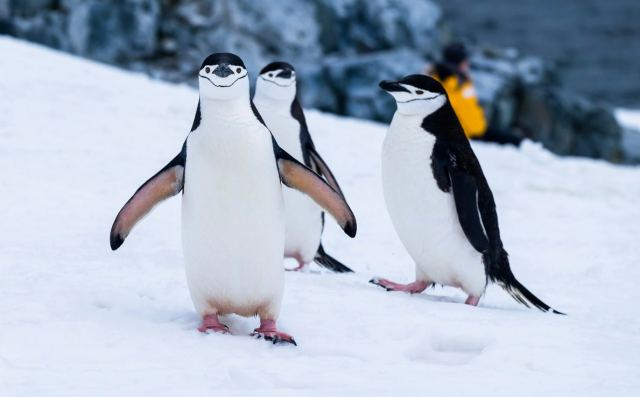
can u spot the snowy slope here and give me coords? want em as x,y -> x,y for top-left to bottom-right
617,108 -> 640,131
1,37 -> 640,396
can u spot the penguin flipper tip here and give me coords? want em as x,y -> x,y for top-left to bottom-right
110,233 -> 124,251
344,220 -> 357,238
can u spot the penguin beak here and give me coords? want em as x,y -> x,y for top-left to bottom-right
276,69 -> 293,79
213,64 -> 233,78
379,80 -> 410,93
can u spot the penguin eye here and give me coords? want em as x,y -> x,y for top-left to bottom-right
205,67 -> 210,74
416,90 -> 424,95
236,67 -> 241,73
268,73 -> 274,77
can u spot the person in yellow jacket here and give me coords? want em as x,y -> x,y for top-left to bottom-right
429,43 -> 522,145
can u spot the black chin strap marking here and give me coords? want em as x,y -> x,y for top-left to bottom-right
260,75 -> 295,88
397,94 -> 441,104
199,73 -> 247,88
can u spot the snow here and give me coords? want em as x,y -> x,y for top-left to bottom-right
616,108 -> 640,132
1,36 -> 640,396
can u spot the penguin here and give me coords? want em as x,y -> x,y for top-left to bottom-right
253,61 -> 353,273
370,74 -> 562,314
110,53 -> 357,346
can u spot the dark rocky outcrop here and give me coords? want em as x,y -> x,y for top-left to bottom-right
471,49 -> 624,162
0,0 -> 634,163
434,0 -> 640,108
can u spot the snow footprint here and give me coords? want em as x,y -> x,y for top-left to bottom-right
407,333 -> 488,365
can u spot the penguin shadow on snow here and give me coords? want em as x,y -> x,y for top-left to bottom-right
181,311 -> 263,340
367,280 -> 469,305
368,280 -> 560,315
282,257 -> 361,275
406,332 -> 489,366
283,258 -> 325,274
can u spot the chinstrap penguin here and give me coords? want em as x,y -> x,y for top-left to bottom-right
110,53 -> 357,346
370,74 -> 562,314
254,61 -> 353,273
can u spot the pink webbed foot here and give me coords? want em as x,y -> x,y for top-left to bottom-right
465,295 -> 481,306
285,253 -> 307,272
285,262 -> 306,272
251,319 -> 297,346
369,277 -> 429,294
198,314 -> 230,334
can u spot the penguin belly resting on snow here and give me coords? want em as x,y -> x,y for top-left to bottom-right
254,61 -> 353,273
110,53 -> 357,345
370,74 -> 562,314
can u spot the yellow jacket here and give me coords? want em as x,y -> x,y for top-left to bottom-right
432,73 -> 487,139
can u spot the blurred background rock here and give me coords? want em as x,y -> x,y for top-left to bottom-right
1,0 -> 638,163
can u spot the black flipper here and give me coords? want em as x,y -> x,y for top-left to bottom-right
449,166 -> 490,253
313,243 -> 353,273
110,141 -> 187,250
435,138 -> 563,314
430,140 -> 452,192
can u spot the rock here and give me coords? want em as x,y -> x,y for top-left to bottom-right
315,0 -> 441,55
66,0 -> 160,62
6,0 -> 55,18
470,47 -> 624,162
166,0 -> 320,75
0,1 -> 9,19
517,88 -> 623,162
305,49 -> 427,120
434,0 -> 640,108
296,62 -> 339,114
0,0 -> 634,163
621,129 -> 640,163
4,10 -> 69,50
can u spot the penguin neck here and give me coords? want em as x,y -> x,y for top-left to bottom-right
198,94 -> 254,125
391,112 -> 428,131
253,92 -> 295,115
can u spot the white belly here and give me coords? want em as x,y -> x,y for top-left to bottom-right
381,115 -> 486,296
181,122 -> 285,318
256,103 -> 322,263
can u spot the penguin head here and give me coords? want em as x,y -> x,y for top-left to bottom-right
379,75 -> 447,116
255,61 -> 297,102
198,53 -> 249,100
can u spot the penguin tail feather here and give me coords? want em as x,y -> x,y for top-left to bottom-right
498,277 -> 565,315
314,244 -> 353,273
486,249 -> 565,315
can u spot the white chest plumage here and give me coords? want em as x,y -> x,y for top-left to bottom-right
254,99 -> 322,263
181,111 -> 285,318
381,114 -> 486,295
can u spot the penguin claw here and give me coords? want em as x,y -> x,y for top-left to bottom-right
369,277 -> 388,291
271,334 -> 297,346
369,278 -> 429,294
251,331 -> 297,346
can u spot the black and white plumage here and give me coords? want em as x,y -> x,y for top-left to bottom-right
110,53 -> 357,344
254,61 -> 353,273
372,74 -> 562,313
